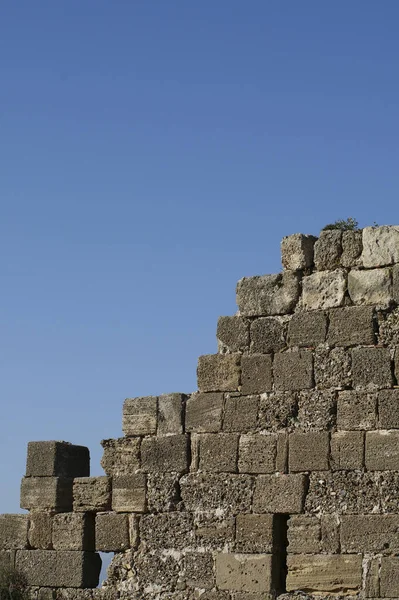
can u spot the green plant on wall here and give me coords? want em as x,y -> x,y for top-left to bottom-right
322,217 -> 359,231
0,566 -> 28,600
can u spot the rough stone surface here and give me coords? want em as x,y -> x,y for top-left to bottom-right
314,346 -> 352,390
288,311 -> 327,347
198,433 -> 238,473
235,514 -> 278,553
197,354 -> 241,392
289,432 -> 330,472
140,513 -> 194,550
258,392 -> 298,431
185,392 -> 224,433
362,225 -> 399,267
95,513 -> 129,552
250,317 -> 287,353
365,430 -> 399,470
281,233 -> 316,271
147,472 -> 180,512
28,513 -> 52,550
141,435 -> 189,473
158,393 -> 185,435
100,437 -> 140,477
73,478 -> 111,513
238,434 -> 277,474
16,550 -> 101,588
327,306 -> 376,346
378,389 -> 399,429
274,351 -> 313,391
0,514 -> 28,550
286,555 -> 362,594
305,471 -> 380,515
297,390 -> 336,431
330,431 -> 364,470
217,316 -> 250,353
337,390 -> 377,430
253,474 -> 307,514
52,513 -> 95,551
223,395 -> 259,432
241,355 -> 272,394
380,557 -> 399,598
302,270 -> 346,310
26,442 -> 89,479
341,230 -> 362,267
111,474 -> 146,512
341,514 -> 399,553
236,272 -> 300,317
122,396 -> 157,436
194,513 -> 235,549
314,230 -> 342,271
180,473 -> 253,515
21,477 -> 73,512
348,267 -> 392,306
352,347 -> 393,389
216,553 -> 274,593
184,552 -> 215,589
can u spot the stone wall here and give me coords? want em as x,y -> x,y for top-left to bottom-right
2,225 -> 399,599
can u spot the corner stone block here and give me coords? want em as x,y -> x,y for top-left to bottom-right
241,355 -> 272,394
100,437 -> 141,477
141,434 -> 189,473
0,514 -> 28,550
337,390 -> 377,430
235,514 -> 279,553
380,557 -> 399,598
362,225 -> 399,267
288,310 -> 327,347
302,269 -> 346,310
327,306 -> 375,346
20,477 -> 73,512
52,513 -> 95,551
341,514 -> 399,553
365,430 -> 399,470
330,431 -> 364,470
223,394 -> 259,432
217,316 -> 250,352
289,432 -> 330,472
352,347 -> 393,390
216,553 -> 274,593
111,474 -> 147,512
73,477 -> 112,512
26,441 -> 90,478
378,390 -> 399,429
197,354 -> 241,392
236,272 -> 300,317
15,549 -> 101,588
348,267 -> 392,307
250,317 -> 287,353
286,554 -> 362,594
314,230 -> 342,270
198,434 -> 238,473
281,233 -> 316,271
28,513 -> 52,550
253,473 -> 307,514
274,351 -> 313,391
238,434 -> 277,474
185,392 -> 224,433
122,396 -> 157,436
95,512 -> 130,552
158,393 -> 185,435
341,230 -> 362,267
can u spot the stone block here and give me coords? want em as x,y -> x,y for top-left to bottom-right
184,552 -> 215,589
258,392 -> 298,431
250,317 -> 287,353
362,225 -> 399,267
122,396 -> 157,436
73,477 -> 111,512
365,430 -> 399,470
185,392 -> 224,433
128,514 -> 139,549
15,550 -> 101,588
198,434 -> 238,473
158,393 -> 185,435
297,390 -> 336,431
281,233 -> 316,271
217,316 -> 250,353
52,513 -> 95,551
286,554 -> 362,594
302,270 -> 346,310
305,471 -> 380,515
197,354 -> 241,392
348,268 -> 392,307
330,431 -> 364,470
20,477 -> 73,512
253,473 -> 307,514
274,351 -> 313,391
314,346 -> 352,390
194,513 -> 235,549
95,512 -> 129,552
111,474 -> 146,512
28,513 -> 52,550
0,514 -> 28,550
287,515 -> 320,553
341,230 -> 362,267
241,355 -> 272,394
380,557 -> 399,598
314,230 -> 342,270
100,437 -> 140,477
131,550 -> 180,592
289,431 -> 330,472
379,389 -> 399,429
26,441 -> 89,478
180,473 -> 253,515
0,550 -> 13,570
337,390 -> 377,430
352,347 -> 393,390
216,553 -> 274,593
147,472 -> 180,512
276,433 -> 289,473
341,514 -> 399,553
235,514 -> 280,553
141,434 -> 189,473
238,434 -> 277,474
140,512 -> 194,550
288,311 -> 327,347
236,272 -> 300,317
327,306 -> 375,346
223,394 -> 259,432
320,514 -> 340,553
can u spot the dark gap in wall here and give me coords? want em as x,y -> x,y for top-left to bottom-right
273,514 -> 289,594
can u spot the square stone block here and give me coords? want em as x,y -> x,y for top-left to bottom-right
274,351 -> 313,391
180,473 -> 253,515
122,396 -> 157,436
26,441 -> 89,478
216,553 -> 274,593
112,474 -> 147,512
235,514 -> 280,553
73,477 -> 111,512
241,355 -> 272,394
250,317 -> 287,353
185,392 -> 224,433
95,512 -> 129,552
327,306 -> 375,346
361,225 -> 399,267
0,514 -> 28,550
20,477 -> 73,512
184,552 -> 215,589
288,310 -> 327,347
352,347 -> 393,390
15,550 -> 101,588
314,230 -> 342,270
140,512 -> 194,550
100,437 -> 141,476
253,473 -> 307,514
52,513 -> 95,551
141,434 -> 189,473
236,272 -> 300,317
330,431 -> 364,470
238,434 -> 277,474
197,354 -> 241,392
302,270 -> 346,310
314,346 -> 352,390
223,395 -> 259,433
199,434 -> 238,473
348,267 -> 392,307
378,389 -> 399,429
289,432 -> 330,472
158,393 -> 185,435
337,390 -> 377,430
365,430 -> 399,470
281,233 -> 316,271
287,515 -> 320,554
217,316 -> 250,353
28,513 -> 52,550
341,230 -> 362,267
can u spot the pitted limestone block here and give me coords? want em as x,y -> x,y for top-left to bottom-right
287,515 -> 320,553
253,473 -> 307,514
365,430 -> 399,470
140,512 -> 194,550
378,390 -> 399,429
180,473 -> 253,515
95,512 -> 129,552
274,351 -> 313,391
362,225 -> 399,267
337,390 -> 377,430
258,392 -> 298,431
330,431 -> 364,470
198,433 -> 238,473
302,270 -> 346,310
250,317 -> 287,353
341,230 -> 362,267
15,550 -> 101,588
0,514 -> 28,550
141,434 -> 189,473
281,233 -> 316,271
185,392 -> 224,433
348,268 -> 392,307
52,513 -> 94,551
20,477 -> 73,512
286,554 -> 362,594
133,551 -> 180,592
380,557 -> 399,598
194,513 -> 235,549
26,442 -> 89,478
197,354 -> 241,392
28,513 -> 52,550
217,316 -> 250,353
341,514 -> 399,553
288,311 -> 327,347
73,477 -> 111,512
297,390 -> 336,431
352,347 -> 393,390
314,346 -> 352,390
100,437 -> 140,477
223,394 -> 259,432
158,393 -> 185,435
314,230 -> 343,270
122,396 -> 157,436
289,432 -> 330,472
236,272 -> 300,317
184,552 -> 215,589
238,434 -> 277,474
147,472 -> 180,512
241,355 -> 272,394
216,553 -> 274,593
381,473 -> 399,513
327,306 -> 376,346
112,474 -> 146,512
305,471 -> 380,515
235,514 -> 278,553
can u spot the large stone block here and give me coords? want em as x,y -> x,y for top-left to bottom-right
95,512 -> 129,552
235,514 -> 280,553
253,473 -> 307,514
141,434 -> 189,473
198,433 -> 238,473
0,514 -> 28,550
52,513 -> 95,551
28,513 -> 52,550
286,554 -> 362,594
341,514 -> 399,553
314,346 -> 351,390
194,513 -> 235,549
217,316 -> 250,353
197,354 -> 241,392
216,553 -> 274,593
20,477 -> 73,512
365,430 -> 399,470
314,230 -> 342,270
122,396 -> 157,436
380,557 -> 399,598
185,392 -> 224,433
250,317 -> 287,353
100,437 -> 140,477
274,351 -> 313,391
305,471 -> 380,515
288,311 -> 327,347
184,552 -> 215,589
281,233 -> 316,271
337,390 -> 377,430
236,272 -> 300,317
26,442 -> 89,478
330,431 -> 364,470
258,392 -> 298,431
287,515 -> 320,554
111,474 -> 146,512
302,270 -> 346,310
73,477 -> 111,512
348,267 -> 392,306
297,390 -> 336,431
15,550 -> 101,588
341,230 -> 362,267
241,355 -> 272,394
158,393 -> 185,435
362,225 -> 399,267
378,390 -> 399,429
140,512 -> 194,550
238,434 -> 277,474
352,347 -> 393,390
180,473 -> 253,515
289,431 -> 329,472
223,394 -> 259,432
327,306 -> 375,346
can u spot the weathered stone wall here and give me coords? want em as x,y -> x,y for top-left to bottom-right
3,225 -> 399,599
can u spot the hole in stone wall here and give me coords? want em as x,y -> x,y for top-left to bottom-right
273,515 -> 289,594
98,552 -> 114,587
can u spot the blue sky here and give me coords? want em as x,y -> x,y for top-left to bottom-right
1,1 -> 398,514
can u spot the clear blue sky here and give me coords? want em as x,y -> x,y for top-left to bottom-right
1,1 -> 398,514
